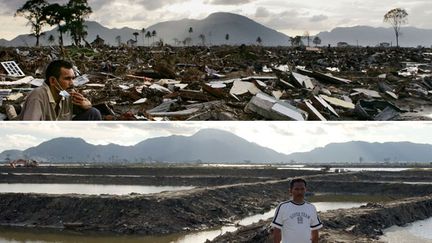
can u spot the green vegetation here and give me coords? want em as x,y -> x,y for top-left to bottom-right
15,0 -> 92,48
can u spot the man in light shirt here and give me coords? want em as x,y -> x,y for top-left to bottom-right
19,60 -> 101,121
271,178 -> 323,243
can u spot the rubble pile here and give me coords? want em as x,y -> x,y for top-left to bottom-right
1,45 -> 431,120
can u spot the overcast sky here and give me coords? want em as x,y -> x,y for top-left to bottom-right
1,122 -> 432,155
1,0 -> 431,40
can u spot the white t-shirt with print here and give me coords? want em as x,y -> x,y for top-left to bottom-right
271,200 -> 323,243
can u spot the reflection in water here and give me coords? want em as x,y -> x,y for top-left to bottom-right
0,183 -> 194,195
381,217 -> 432,243
0,202 -> 364,243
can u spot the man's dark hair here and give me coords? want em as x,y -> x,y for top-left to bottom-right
290,178 -> 306,189
45,60 -> 74,85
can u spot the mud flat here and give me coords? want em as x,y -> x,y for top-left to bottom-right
0,166 -> 325,178
0,169 -> 431,237
210,195 -> 432,243
0,166 -> 325,186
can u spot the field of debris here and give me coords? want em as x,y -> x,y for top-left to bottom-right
1,45 -> 431,120
0,165 -> 431,242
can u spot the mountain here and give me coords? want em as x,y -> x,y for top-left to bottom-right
2,12 -> 290,47
317,26 -> 432,47
1,134 -> 431,164
0,129 -> 290,163
146,12 -> 289,46
131,128 -> 288,162
286,141 -> 432,163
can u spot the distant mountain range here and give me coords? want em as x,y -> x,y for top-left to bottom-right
0,12 -> 289,47
0,129 -> 431,163
317,26 -> 432,47
1,12 -> 431,47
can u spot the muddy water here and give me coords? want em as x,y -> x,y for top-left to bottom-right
277,167 -> 424,172
381,217 -> 432,243
0,200 -> 366,243
0,183 -> 194,195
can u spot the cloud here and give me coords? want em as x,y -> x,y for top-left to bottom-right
136,0 -> 183,10
96,123 -> 199,136
0,134 -> 39,151
268,123 -> 294,137
255,7 -> 270,18
310,14 -> 328,22
204,0 -> 253,5
306,127 -> 327,135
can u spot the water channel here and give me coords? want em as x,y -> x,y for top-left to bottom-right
0,183 -> 194,195
0,201 -> 364,243
381,217 -> 432,243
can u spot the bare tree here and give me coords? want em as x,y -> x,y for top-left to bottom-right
15,0 -> 48,47
303,31 -> 310,47
141,28 -> 145,45
384,8 -> 408,47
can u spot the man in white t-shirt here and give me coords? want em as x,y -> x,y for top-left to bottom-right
271,178 -> 323,243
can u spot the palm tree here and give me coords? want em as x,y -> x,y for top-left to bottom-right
133,32 -> 139,42
256,36 -> 262,45
188,27 -> 193,44
145,31 -> 152,46
141,28 -> 145,45
151,30 -> 157,45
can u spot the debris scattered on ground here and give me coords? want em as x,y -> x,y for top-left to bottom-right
1,45 -> 431,120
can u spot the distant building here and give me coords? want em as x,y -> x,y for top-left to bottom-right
337,42 -> 349,47
305,47 -> 321,52
379,42 -> 391,48
91,35 -> 105,47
